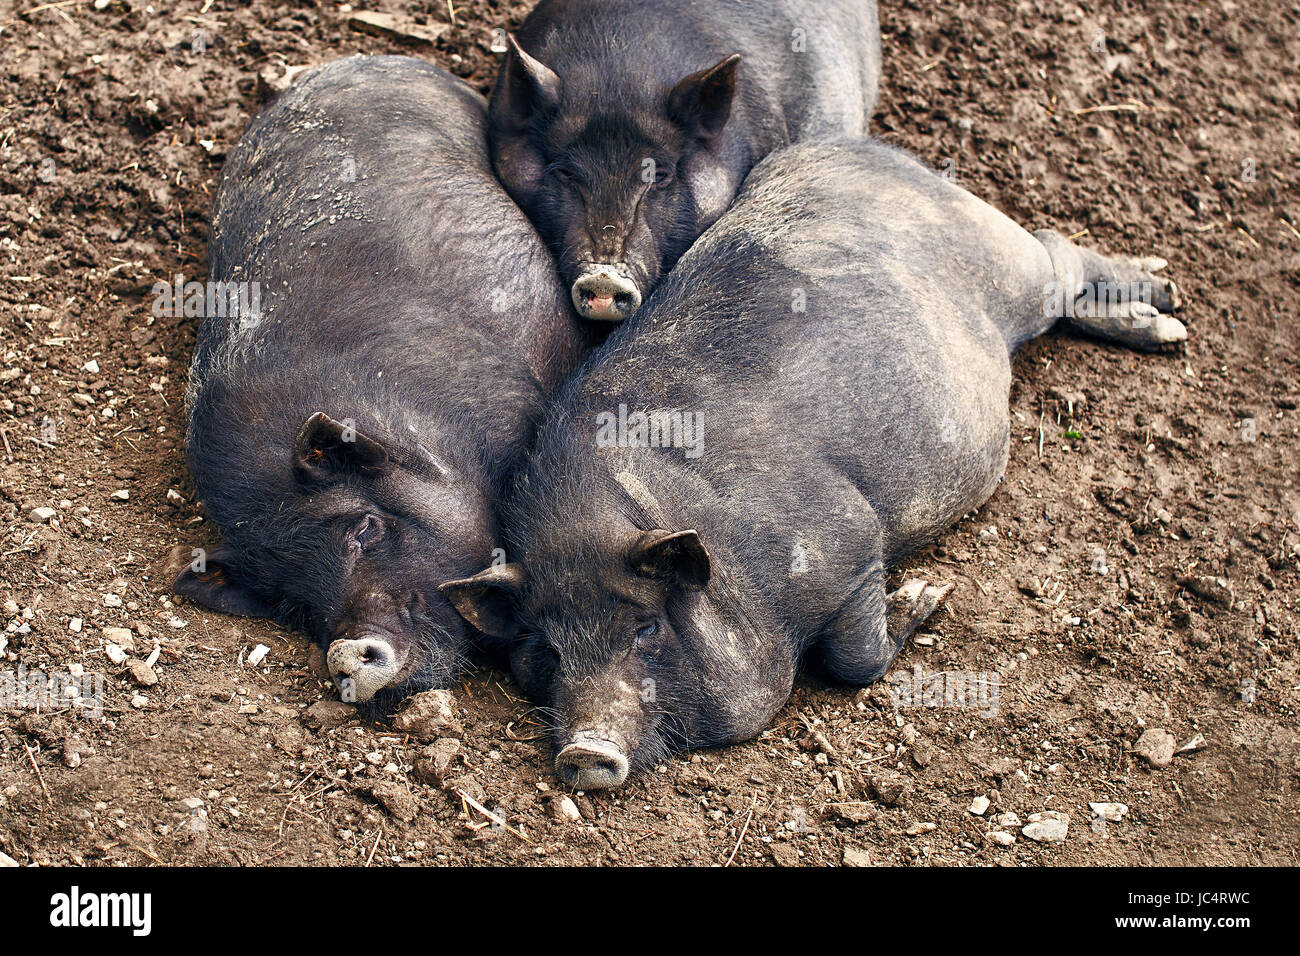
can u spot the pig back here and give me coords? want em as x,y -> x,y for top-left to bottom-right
573,138 -> 1034,560
197,55 -> 583,400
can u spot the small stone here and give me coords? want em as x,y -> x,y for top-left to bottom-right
30,506 -> 57,523
905,822 -> 937,836
910,740 -> 933,768
1023,818 -> 1068,843
986,830 -> 1016,846
110,489 -> 130,501
69,617 -> 83,633
1134,728 -> 1177,768
995,812 -> 1022,829
842,846 -> 872,867
1178,734 -> 1208,753
62,737 -> 90,768
130,694 -> 149,709
105,643 -> 128,665
969,795 -> 991,815
103,593 -> 123,608
1089,802 -> 1128,822
246,644 -> 270,667
833,804 -> 877,825
1027,810 -> 1069,823
84,359 -> 100,373
391,689 -> 462,740
178,796 -> 205,812
348,10 -> 448,46
0,850 -> 18,867
553,796 -> 582,823
102,626 -> 134,650
127,660 -> 157,686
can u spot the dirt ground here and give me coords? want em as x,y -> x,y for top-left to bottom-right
1,0 -> 1296,868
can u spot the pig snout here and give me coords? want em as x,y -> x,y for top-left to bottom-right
571,264 -> 642,321
555,732 -> 631,790
327,636 -> 405,703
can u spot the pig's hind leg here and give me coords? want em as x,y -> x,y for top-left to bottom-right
818,567 -> 953,686
1035,229 -> 1186,351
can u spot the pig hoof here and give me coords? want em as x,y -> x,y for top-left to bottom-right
886,579 -> 953,643
555,736 -> 630,790
1068,300 -> 1187,351
571,265 -> 642,321
327,637 -> 404,703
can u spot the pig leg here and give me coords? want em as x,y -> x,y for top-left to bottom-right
818,563 -> 952,685
1034,230 -> 1186,350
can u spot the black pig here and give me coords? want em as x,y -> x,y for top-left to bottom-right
175,57 -> 590,711
442,138 -> 1185,788
488,0 -> 881,320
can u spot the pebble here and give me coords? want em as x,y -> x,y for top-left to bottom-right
178,797 -> 205,812
995,812 -> 1023,829
1023,812 -> 1069,843
0,850 -> 18,867
105,643 -> 128,665
905,822 -> 937,836
1090,802 -> 1128,822
969,796 -> 991,815
1022,819 -> 1068,842
63,737 -> 89,768
130,694 -> 148,709
68,618 -> 83,633
110,489 -> 130,501
986,831 -> 1016,846
102,626 -> 134,650
842,846 -> 871,867
103,593 -> 123,608
30,506 -> 57,523
127,660 -> 158,687
246,644 -> 270,667
555,796 -> 582,824
1134,728 -> 1177,768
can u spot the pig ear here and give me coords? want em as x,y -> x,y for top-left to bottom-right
293,412 -> 390,483
629,529 -> 711,590
173,547 -> 277,619
439,563 -> 524,639
496,35 -> 561,129
668,54 -> 740,141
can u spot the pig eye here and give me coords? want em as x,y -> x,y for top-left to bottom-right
351,514 -> 385,550
548,165 -> 577,185
651,163 -> 675,186
634,619 -> 660,648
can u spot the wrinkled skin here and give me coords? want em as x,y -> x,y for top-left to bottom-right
177,57 -> 589,712
487,0 -> 881,321
443,138 -> 1184,789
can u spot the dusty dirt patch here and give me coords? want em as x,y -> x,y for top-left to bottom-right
0,0 -> 1297,866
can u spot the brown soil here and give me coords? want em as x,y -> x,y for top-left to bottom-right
1,0 -> 1297,867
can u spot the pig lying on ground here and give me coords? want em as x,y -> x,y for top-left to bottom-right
442,138 -> 1185,789
489,0 -> 881,321
175,56 -> 591,711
